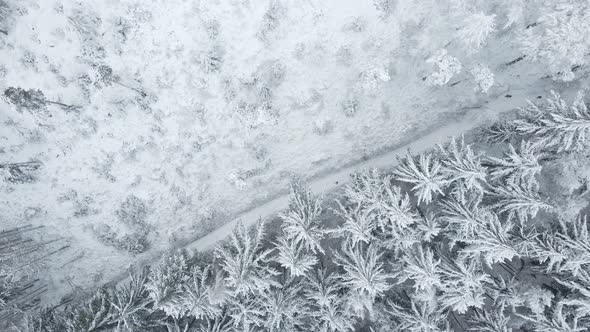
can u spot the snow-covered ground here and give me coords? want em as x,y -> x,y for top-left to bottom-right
0,0 -> 578,302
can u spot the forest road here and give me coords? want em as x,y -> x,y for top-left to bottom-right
111,78 -> 555,289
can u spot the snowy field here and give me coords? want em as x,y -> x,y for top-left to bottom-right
1,0 -> 588,304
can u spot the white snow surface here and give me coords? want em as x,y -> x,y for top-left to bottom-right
0,0 -> 570,302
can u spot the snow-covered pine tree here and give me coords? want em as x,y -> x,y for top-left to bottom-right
226,294 -> 265,332
415,211 -> 442,243
488,276 -> 549,316
460,213 -> 520,267
501,0 -> 526,30
395,244 -> 442,292
21,308 -> 70,332
177,264 -> 227,320
311,301 -> 355,332
517,300 -> 586,332
490,175 -> 552,222
437,136 -> 487,192
345,169 -> 420,241
110,266 -> 151,331
304,269 -> 355,332
384,298 -> 449,332
439,258 -> 492,314
425,49 -> 462,86
343,289 -> 377,320
481,121 -> 519,144
457,12 -> 496,52
274,236 -> 318,277
553,216 -> 590,277
62,287 -> 115,332
530,227 -> 569,274
439,189 -> 489,243
160,317 -> 194,332
145,249 -> 191,318
333,202 -> 376,246
467,308 -> 512,332
279,182 -> 326,254
394,151 -> 448,205
512,91 -> 590,152
215,221 -> 278,296
194,313 -> 234,332
518,2 -> 590,81
304,268 -> 341,309
556,269 -> 590,320
334,242 -> 391,301
259,279 -> 309,332
470,64 -> 495,93
486,140 -> 543,188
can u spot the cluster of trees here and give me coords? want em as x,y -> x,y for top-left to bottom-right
423,1 -> 590,89
9,91 -> 590,331
0,225 -> 69,328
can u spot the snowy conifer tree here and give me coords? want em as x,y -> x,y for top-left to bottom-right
215,221 -> 278,296
274,236 -> 318,277
304,268 -> 341,309
333,202 -> 377,246
439,190 -> 490,242
557,270 -> 590,319
531,228 -> 569,274
491,177 -> 552,222
513,91 -> 590,152
481,121 -> 519,144
345,169 -> 419,239
177,265 -> 227,320
486,140 -> 543,188
385,299 -> 449,332
437,136 -> 487,192
394,151 -> 448,204
501,0 -> 525,29
457,12 -> 496,51
470,64 -> 495,93
396,245 -> 442,292
110,267 -> 151,331
553,216 -> 590,277
415,212 -> 443,242
460,213 -> 520,266
425,49 -> 462,86
440,258 -> 492,314
63,287 -> 115,332
467,308 -> 512,332
260,280 -> 309,332
227,295 -> 265,332
518,3 -> 590,81
517,301 -> 586,332
145,249 -> 191,318
279,182 -> 326,254
304,269 -> 355,332
343,289 -> 377,319
334,242 -> 391,300
194,314 -> 234,332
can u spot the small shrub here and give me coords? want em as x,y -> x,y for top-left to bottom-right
342,99 -> 360,117
116,195 -> 148,228
3,87 -> 46,111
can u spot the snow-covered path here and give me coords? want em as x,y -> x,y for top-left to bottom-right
186,90 -> 535,251
112,76 -> 558,287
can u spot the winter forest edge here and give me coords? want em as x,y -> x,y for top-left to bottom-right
3,0 -> 590,331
